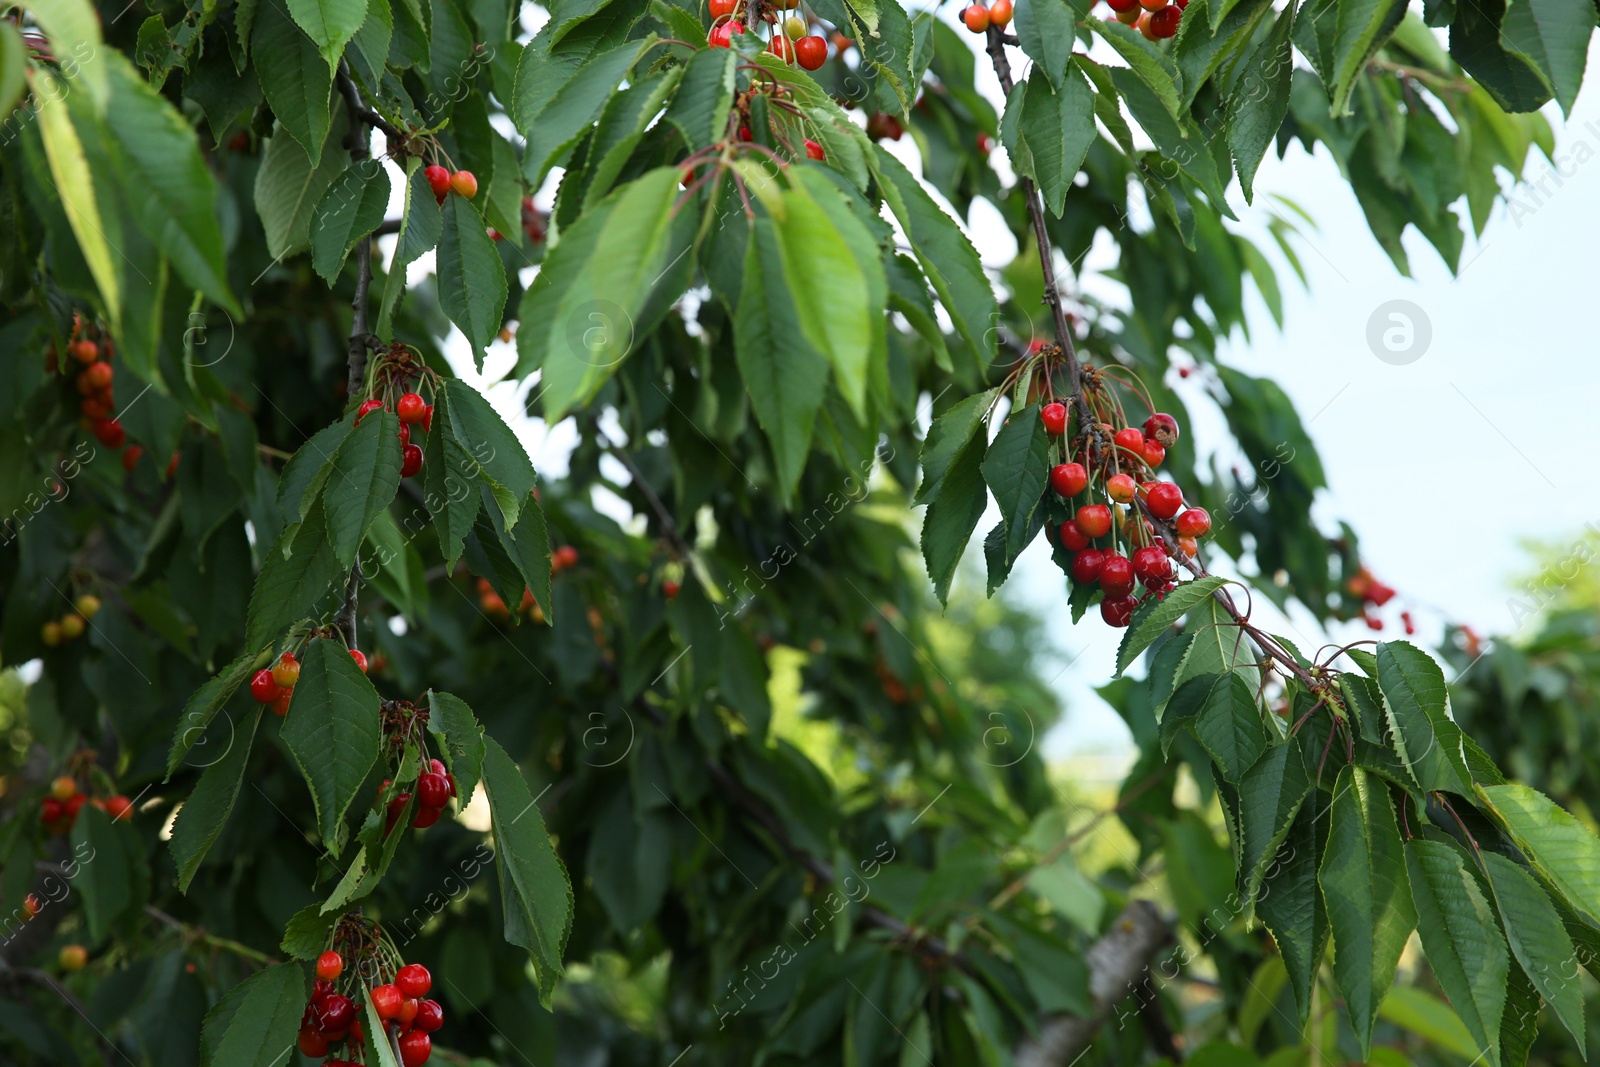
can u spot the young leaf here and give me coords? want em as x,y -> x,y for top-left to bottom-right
280,902 -> 340,960
438,196 -> 509,364
482,737 -> 574,1006
170,708 -> 262,892
311,158 -> 389,282
252,0 -> 334,166
200,962 -> 306,1067
427,690 -> 487,806
280,637 -> 383,854
1480,851 -> 1587,1050
1406,838 -> 1509,1067
322,409 -> 404,567
1321,765 -> 1417,1058
1377,641 -> 1472,795
1117,576 -> 1227,675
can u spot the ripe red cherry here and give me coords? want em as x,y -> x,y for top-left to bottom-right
316,950 -> 343,981
1112,427 -> 1144,457
1050,462 -> 1087,497
804,139 -> 825,161
355,398 -> 383,424
315,993 -> 355,1035
270,691 -> 292,717
250,668 -> 282,704
1076,504 -> 1112,538
371,983 -> 403,1019
396,963 -> 432,999
708,19 -> 744,46
963,3 -> 990,31
397,392 -> 427,424
1175,507 -> 1211,537
413,804 -> 442,828
1149,4 -> 1181,36
1069,548 -> 1106,585
399,1030 -> 432,1066
1144,412 -> 1179,447
414,999 -> 444,1033
1132,545 -> 1170,585
1106,473 -> 1137,503
105,795 -> 133,820
1146,482 -> 1183,519
401,444 -> 423,478
312,977 -> 334,1001
450,170 -> 478,199
349,648 -> 369,672
92,419 -> 126,448
298,1025 -> 329,1056
424,165 -> 452,203
121,445 -> 143,471
398,420 -> 411,444
1101,594 -> 1137,628
41,797 -> 63,824
1099,554 -> 1135,595
1142,440 -> 1165,467
396,996 -> 420,1026
1106,0 -> 1139,10
1040,402 -> 1068,436
709,0 -> 737,13
1058,520 -> 1089,551
1177,535 -> 1198,557
769,33 -> 795,61
417,772 -> 451,809
989,0 -> 1013,26
795,34 -> 827,69
85,362 -> 113,389
72,339 -> 99,364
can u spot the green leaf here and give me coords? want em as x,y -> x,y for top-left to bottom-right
1170,670 -> 1267,781
199,963 -> 306,1067
1117,576 -> 1227,675
323,409 -> 404,566
1329,0 -> 1407,114
515,37 -> 652,185
1499,0 -> 1595,115
1089,17 -> 1183,120
1406,838 -> 1509,1067
872,147 -> 996,370
1321,765 -> 1417,1058
667,46 -> 737,151
255,115 -> 348,261
33,70 -> 120,328
69,806 -> 140,940
1257,801 -> 1327,1024
287,0 -> 369,69
1377,640 -> 1471,794
1478,783 -> 1600,926
281,637 -> 383,854
1380,985 -> 1485,1060
1014,0 -> 1077,88
1500,961 -> 1543,1067
0,24 -> 28,133
245,500 -> 345,650
278,417 -> 355,519
169,708 -> 262,892
361,985 -> 403,1067
921,429 -> 987,605
735,216 -> 829,505
1451,0 -> 1553,112
421,393 -> 483,566
442,379 -> 539,529
167,651 -> 260,777
427,690 -> 487,806
585,788 -> 672,932
915,389 -> 994,506
540,167 -> 689,418
311,158 -> 389,282
1236,739 -> 1312,907
1227,2 -> 1295,203
279,902 -> 339,959
482,737 -> 574,1007
438,196 -> 509,364
253,0 -> 334,165
1001,68 -> 1096,217
378,162 -> 442,334
17,0 -> 108,109
981,401 -> 1050,564
1480,851 -> 1587,1051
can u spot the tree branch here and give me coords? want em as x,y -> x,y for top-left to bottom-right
336,65 -> 406,145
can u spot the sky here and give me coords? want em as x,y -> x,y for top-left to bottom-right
396,22 -> 1600,765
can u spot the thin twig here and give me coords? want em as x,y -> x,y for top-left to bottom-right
336,64 -> 406,144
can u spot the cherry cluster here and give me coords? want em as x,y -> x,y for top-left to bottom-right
251,646 -> 370,716
383,758 -> 458,833
356,380 -> 434,481
960,0 -> 1013,33
1043,407 -> 1212,628
1346,565 -> 1414,634
40,773 -> 132,835
48,321 -> 147,470
422,164 -> 477,204
708,0 -> 830,70
298,951 -> 443,1065
1103,0 -> 1185,39
40,593 -> 99,648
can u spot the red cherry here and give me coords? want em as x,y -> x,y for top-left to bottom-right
401,444 -> 423,478
41,797 -> 63,824
85,361 -> 113,390
92,418 -> 126,448
414,999 -> 444,1033
1142,440 -> 1166,467
349,648 -> 369,672
1365,614 -> 1384,631
1058,520 -> 1090,551
250,668 -> 282,704
709,0 -> 737,13
316,950 -> 344,981
413,804 -> 442,828
1101,594 -> 1137,628
803,139 -> 825,161
71,339 -> 99,364
424,165 -> 452,202
396,963 -> 432,999
271,691 -> 293,717
422,405 -> 435,433
449,170 -> 478,199
1175,507 -> 1211,538
1076,504 -> 1112,538
105,795 -> 133,820
1099,554 -> 1135,596
963,3 -> 990,31
371,984 -> 403,1019
989,0 -> 1013,26
1106,0 -> 1139,10
1107,473 -> 1137,503
1149,4 -> 1181,36
316,993 -> 355,1035
272,652 -> 301,688
1050,462 -> 1088,497
120,445 -> 144,471
355,398 -> 383,425
312,977 -> 333,1002
1040,402 -> 1068,436
385,793 -> 411,834
298,1025 -> 329,1056
662,579 -> 681,599
1132,546 -> 1171,586
417,773 -> 451,809
795,34 -> 827,69
1112,427 -> 1144,457
1143,412 -> 1179,447
399,1030 -> 432,1066
769,33 -> 795,61
1070,549 -> 1105,585
1176,535 -> 1198,558
397,393 -> 427,424
1146,482 -> 1183,519
709,19 -> 744,46
396,996 -> 420,1026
